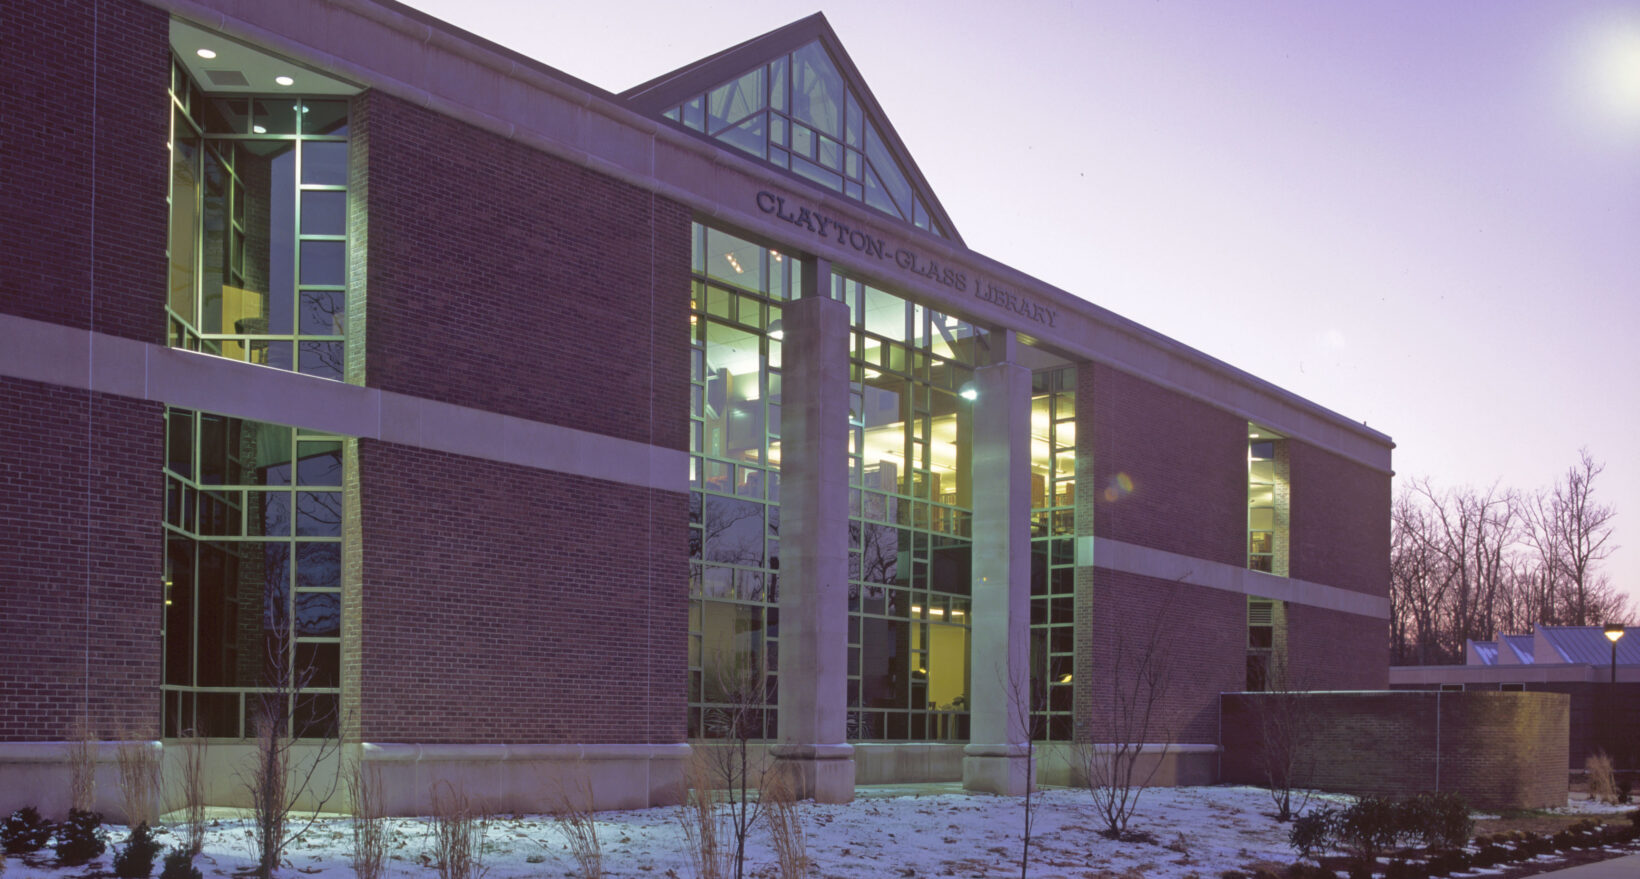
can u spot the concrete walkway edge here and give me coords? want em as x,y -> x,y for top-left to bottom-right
1532,852 -> 1640,878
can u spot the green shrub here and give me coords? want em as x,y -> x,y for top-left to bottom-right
1337,796 -> 1401,861
112,823 -> 163,879
158,848 -> 202,879
54,808 -> 106,866
1,808 -> 55,854
1471,844 -> 1507,867
1290,809 -> 1339,862
1400,792 -> 1472,849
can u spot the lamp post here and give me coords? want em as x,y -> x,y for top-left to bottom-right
1603,623 -> 1625,684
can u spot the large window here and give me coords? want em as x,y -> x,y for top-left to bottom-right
660,41 -> 946,237
687,224 -> 798,739
835,276 -> 984,741
166,57 -> 349,379
161,409 -> 344,738
1029,367 -> 1076,740
1248,425 -> 1288,575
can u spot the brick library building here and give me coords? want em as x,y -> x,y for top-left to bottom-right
1,0 -> 1393,814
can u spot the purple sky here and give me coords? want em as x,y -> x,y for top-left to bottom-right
407,0 -> 1640,614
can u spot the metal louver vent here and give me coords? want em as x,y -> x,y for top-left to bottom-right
205,69 -> 250,87
1248,601 -> 1274,626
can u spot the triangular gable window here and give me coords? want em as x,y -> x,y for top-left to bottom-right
662,40 -> 945,237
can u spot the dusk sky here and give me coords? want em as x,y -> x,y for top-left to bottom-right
408,0 -> 1640,613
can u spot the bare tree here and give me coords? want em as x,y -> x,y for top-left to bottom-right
1390,450 -> 1628,665
1527,450 -> 1620,626
1079,606 -> 1172,839
242,616 -> 342,879
1252,660 -> 1316,822
696,658 -> 769,879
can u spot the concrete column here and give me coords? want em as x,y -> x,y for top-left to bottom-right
771,261 -> 855,802
963,330 -> 1035,795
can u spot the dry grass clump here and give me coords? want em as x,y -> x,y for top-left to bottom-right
428,781 -> 488,879
1586,749 -> 1617,804
551,780 -> 602,879
177,730 -> 209,854
348,761 -> 387,879
116,734 -> 164,827
67,720 -> 98,813
762,767 -> 808,879
679,752 -> 731,879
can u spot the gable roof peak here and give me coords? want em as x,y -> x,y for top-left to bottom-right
622,13 -> 962,244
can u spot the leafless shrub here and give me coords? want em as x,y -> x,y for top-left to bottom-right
116,735 -> 164,828
696,658 -> 768,879
550,779 -> 601,879
1255,663 -> 1318,822
67,720 -> 98,813
176,729 -> 208,855
679,751 -> 730,879
428,781 -> 487,879
1080,601 -> 1173,839
242,617 -> 343,879
1587,750 -> 1617,804
762,766 -> 807,879
347,761 -> 387,879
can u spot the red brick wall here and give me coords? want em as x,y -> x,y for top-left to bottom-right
353,440 -> 687,744
1080,572 -> 1246,745
1221,690 -> 1567,809
353,90 -> 692,450
0,377 -> 164,740
1286,603 -> 1389,690
1082,364 -> 1243,566
1288,439 -> 1391,597
0,0 -> 169,342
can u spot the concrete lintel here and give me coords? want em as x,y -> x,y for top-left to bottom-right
0,314 -> 686,492
1088,536 -> 1389,619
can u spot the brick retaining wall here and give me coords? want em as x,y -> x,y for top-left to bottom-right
1221,690 -> 1567,809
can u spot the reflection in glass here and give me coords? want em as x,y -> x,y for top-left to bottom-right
688,223 -> 788,738
161,408 -> 343,739
839,277 -> 980,740
166,57 -> 348,379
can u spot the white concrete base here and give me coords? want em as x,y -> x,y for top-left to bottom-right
0,741 -> 689,819
1033,742 -> 1221,788
852,742 -> 966,784
362,743 -> 690,815
962,743 -> 1035,796
769,744 -> 856,803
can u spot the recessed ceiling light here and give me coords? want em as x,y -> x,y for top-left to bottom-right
196,48 -> 217,60
275,75 -> 295,86
252,124 -> 267,134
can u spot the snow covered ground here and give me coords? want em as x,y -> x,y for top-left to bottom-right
1,786 -> 1626,879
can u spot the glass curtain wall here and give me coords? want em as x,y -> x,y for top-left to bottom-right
161,408 -> 344,738
659,41 -> 945,236
1029,367 -> 1076,740
834,276 -> 983,741
1248,439 -> 1277,572
166,57 -> 349,379
688,224 -> 798,739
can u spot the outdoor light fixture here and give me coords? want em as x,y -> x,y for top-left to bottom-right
767,318 -> 783,340
958,382 -> 977,401
1604,623 -> 1625,684
275,75 -> 295,86
196,48 -> 217,59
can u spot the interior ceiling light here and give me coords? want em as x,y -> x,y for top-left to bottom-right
252,124 -> 267,134
275,75 -> 295,86
195,48 -> 217,59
